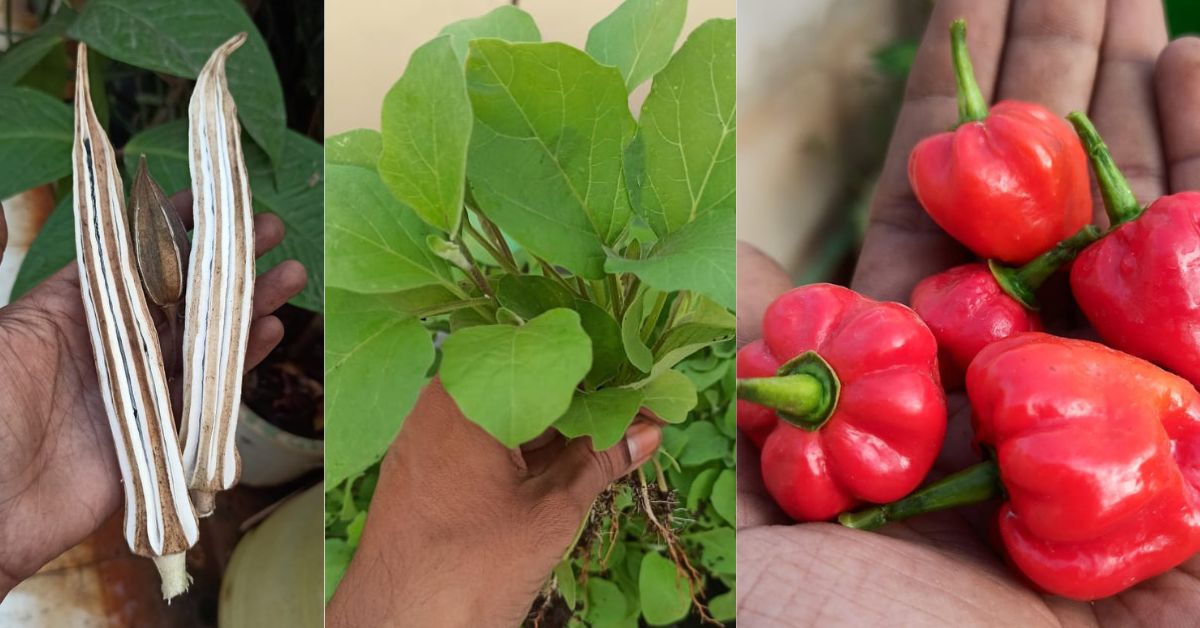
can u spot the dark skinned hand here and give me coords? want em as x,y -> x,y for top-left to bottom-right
737,1 -> 1200,625
0,190 -> 307,600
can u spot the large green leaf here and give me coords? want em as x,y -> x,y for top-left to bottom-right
465,40 -> 635,278
438,5 -> 542,64
441,308 -> 592,447
638,369 -> 696,424
638,552 -> 691,625
555,387 -> 644,450
495,274 -> 575,320
586,578 -> 627,626
325,289 -> 434,488
586,0 -> 687,91
649,296 -> 735,377
574,299 -> 624,388
10,193 -> 73,299
379,36 -> 470,234
326,129 -> 382,169
621,290 -> 654,373
0,8 -> 76,87
626,18 -> 735,236
123,120 -> 192,193
0,87 -> 71,199
606,210 -> 734,310
710,469 -> 735,525
325,164 -> 456,295
68,0 -> 285,166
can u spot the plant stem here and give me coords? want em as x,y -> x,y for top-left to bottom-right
652,457 -> 668,493
989,225 -> 1102,310
735,351 -> 841,430
641,292 -> 669,342
607,274 -> 624,317
411,297 -> 494,318
536,256 -> 584,299
950,19 -> 988,125
1067,111 -> 1145,226
463,219 -> 519,275
479,212 -> 519,270
454,234 -> 494,297
839,460 -> 1002,530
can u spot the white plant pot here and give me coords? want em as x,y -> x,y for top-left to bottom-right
235,403 -> 323,487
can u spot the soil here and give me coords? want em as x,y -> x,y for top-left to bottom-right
241,304 -> 324,439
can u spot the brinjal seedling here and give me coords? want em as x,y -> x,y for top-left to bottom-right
72,44 -> 199,600
179,32 -> 256,517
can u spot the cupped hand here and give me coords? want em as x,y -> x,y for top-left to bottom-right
738,0 -> 1200,625
326,379 -> 662,628
0,190 -> 307,597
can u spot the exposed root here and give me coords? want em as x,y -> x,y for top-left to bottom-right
636,468 -> 718,626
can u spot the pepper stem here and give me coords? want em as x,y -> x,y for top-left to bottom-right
1067,111 -> 1144,226
951,19 -> 988,125
989,225 -> 1102,310
735,351 -> 840,431
838,460 -> 1002,530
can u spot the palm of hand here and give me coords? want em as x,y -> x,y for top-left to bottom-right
738,1 -> 1200,624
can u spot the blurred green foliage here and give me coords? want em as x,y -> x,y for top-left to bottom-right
1166,0 -> 1200,36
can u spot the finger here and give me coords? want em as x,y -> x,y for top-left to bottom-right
253,213 -> 286,258
736,241 -> 792,347
243,315 -> 284,372
994,0 -> 1105,115
520,430 -> 568,476
541,420 -> 661,506
1086,0 -> 1168,217
252,260 -> 307,318
853,0 -> 1012,302
736,432 -> 788,528
1156,37 -> 1200,192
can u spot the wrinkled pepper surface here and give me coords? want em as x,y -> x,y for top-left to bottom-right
911,226 -> 1099,388
1068,112 -> 1200,388
736,284 -> 947,522
841,334 -> 1200,600
909,20 -> 1091,265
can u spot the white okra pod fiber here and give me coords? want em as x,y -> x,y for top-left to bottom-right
71,45 -> 199,599
180,32 -> 256,516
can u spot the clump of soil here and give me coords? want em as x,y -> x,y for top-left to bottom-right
523,591 -> 571,628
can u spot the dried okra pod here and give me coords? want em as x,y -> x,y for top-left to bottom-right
179,33 -> 256,517
71,44 -> 198,599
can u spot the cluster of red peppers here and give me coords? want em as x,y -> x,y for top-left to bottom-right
737,19 -> 1200,601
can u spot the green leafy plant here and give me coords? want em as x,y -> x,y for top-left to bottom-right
323,1 -> 734,624
0,0 -> 323,311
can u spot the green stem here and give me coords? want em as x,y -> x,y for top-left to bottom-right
463,219 -> 519,275
1067,111 -> 1144,226
640,292 -> 669,343
951,19 -> 989,125
607,274 -> 624,318
454,235 -> 494,297
838,460 -> 1002,530
989,225 -> 1102,310
410,297 -> 493,318
735,351 -> 840,430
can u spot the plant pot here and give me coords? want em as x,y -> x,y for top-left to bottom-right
235,403 -> 323,487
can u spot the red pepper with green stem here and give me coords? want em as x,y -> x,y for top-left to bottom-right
840,333 -> 1200,600
908,19 -> 1091,266
1068,112 -> 1200,388
911,225 -> 1101,389
736,284 -> 947,522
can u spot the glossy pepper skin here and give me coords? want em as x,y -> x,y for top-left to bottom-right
842,333 -> 1200,600
1066,114 -> 1200,388
909,21 -> 1091,265
736,284 -> 947,521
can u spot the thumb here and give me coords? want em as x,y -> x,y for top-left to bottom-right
543,420 -> 663,507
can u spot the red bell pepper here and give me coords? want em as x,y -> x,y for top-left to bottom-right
1067,112 -> 1200,388
840,333 -> 1200,600
736,284 -> 947,522
911,226 -> 1099,388
909,20 -> 1091,265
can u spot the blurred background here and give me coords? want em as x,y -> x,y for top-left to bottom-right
738,0 -> 1200,287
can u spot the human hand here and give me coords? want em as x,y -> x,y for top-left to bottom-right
326,379 -> 662,628
737,0 -> 1200,624
0,190 -> 307,598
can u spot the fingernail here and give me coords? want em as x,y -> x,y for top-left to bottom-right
625,421 -> 662,466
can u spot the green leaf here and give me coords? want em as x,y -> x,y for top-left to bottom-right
465,40 -> 635,278
0,87 -> 71,199
586,578 -> 627,625
324,538 -> 354,604
650,296 -> 735,377
574,300 -> 624,388
496,274 -> 576,320
441,308 -> 592,447
0,7 -> 75,87
345,511 -> 367,548
621,290 -> 654,373
638,369 -> 696,423
379,36 -> 470,234
69,0 -> 285,165
586,0 -> 687,91
626,18 -> 735,236
678,421 -> 729,466
606,210 -> 734,310
686,526 -> 734,575
123,120 -> 192,193
438,5 -> 542,64
709,589 -> 736,621
710,469 -> 735,525
555,560 -> 577,610
325,164 -> 456,295
686,467 -> 720,511
638,552 -> 690,625
555,387 -> 644,450
11,193 -> 74,299
325,289 -> 435,488
327,129 -> 382,169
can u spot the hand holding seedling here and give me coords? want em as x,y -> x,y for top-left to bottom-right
326,380 -> 662,627
738,0 -> 1200,623
0,190 -> 306,600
